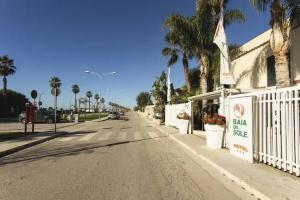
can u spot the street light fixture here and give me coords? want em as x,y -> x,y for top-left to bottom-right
84,69 -> 116,116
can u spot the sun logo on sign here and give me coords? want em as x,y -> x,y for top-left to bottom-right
233,104 -> 244,118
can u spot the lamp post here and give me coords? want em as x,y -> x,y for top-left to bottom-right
84,70 -> 116,117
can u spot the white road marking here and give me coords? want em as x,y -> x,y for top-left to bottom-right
78,132 -> 99,141
133,131 -> 142,140
117,131 -> 127,140
58,134 -> 83,142
98,132 -> 112,141
148,131 -> 160,139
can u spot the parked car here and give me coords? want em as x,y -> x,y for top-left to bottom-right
108,112 -> 120,120
19,110 -> 60,124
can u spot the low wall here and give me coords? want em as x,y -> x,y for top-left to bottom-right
165,102 -> 192,130
143,105 -> 155,121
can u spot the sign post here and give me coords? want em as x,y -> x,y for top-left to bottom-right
51,88 -> 61,133
229,96 -> 255,163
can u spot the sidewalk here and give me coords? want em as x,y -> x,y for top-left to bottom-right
141,115 -> 300,200
0,117 -> 108,157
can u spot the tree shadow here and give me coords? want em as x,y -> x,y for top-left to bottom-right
0,134 -> 169,166
234,45 -> 271,88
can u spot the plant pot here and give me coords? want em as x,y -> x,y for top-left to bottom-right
204,124 -> 224,149
178,119 -> 189,134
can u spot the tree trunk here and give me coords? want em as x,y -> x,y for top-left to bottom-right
183,52 -> 192,93
88,98 -> 91,112
3,76 -> 7,96
74,93 -> 77,113
200,53 -> 209,105
270,1 -> 291,87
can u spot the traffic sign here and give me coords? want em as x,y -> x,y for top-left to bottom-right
31,90 -> 38,99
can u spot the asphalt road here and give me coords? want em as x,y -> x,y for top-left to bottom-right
0,112 -> 255,200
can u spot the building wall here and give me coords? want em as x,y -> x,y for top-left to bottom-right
231,26 -> 300,89
291,26 -> 300,84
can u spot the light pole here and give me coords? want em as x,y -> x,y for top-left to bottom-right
84,70 -> 116,117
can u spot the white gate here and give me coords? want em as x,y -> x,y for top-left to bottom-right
230,86 -> 300,176
256,86 -> 300,176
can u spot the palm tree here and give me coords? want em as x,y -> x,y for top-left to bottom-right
0,55 -> 16,96
100,97 -> 105,110
86,91 -> 93,112
49,76 -> 62,89
72,84 -> 80,113
162,15 -> 195,93
194,0 -> 245,96
94,93 -> 100,111
249,0 -> 300,87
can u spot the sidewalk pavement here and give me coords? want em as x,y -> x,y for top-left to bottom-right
141,115 -> 300,200
0,117 -> 108,157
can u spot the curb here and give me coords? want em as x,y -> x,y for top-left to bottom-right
0,131 -> 68,158
145,116 -> 271,200
168,135 -> 270,200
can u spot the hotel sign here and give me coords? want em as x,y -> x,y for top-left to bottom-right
229,96 -> 255,163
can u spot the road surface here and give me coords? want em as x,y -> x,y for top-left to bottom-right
0,112 -> 255,200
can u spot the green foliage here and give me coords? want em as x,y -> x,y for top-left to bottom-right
0,55 -> 16,77
151,71 -> 167,106
94,93 -> 100,100
136,91 -> 152,110
100,97 -> 105,104
0,89 -> 29,117
86,91 -> 93,98
49,76 -> 62,88
171,95 -> 188,104
72,84 -> 80,94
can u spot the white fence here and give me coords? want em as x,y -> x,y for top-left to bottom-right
230,86 -> 300,176
165,102 -> 192,132
256,86 -> 300,176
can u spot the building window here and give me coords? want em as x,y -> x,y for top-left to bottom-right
267,56 -> 276,87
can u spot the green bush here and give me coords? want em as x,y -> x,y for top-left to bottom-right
0,89 -> 29,117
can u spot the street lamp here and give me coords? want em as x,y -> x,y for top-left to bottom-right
84,69 -> 116,116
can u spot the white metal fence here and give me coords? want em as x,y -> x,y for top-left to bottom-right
254,86 -> 300,176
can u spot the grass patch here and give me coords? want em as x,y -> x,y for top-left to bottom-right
79,113 -> 108,122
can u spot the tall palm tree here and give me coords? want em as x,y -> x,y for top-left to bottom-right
72,84 -> 80,113
100,97 -> 105,110
194,0 -> 245,96
86,91 -> 93,112
162,15 -> 195,93
0,55 -> 16,96
249,0 -> 300,87
49,76 -> 62,89
94,93 -> 100,111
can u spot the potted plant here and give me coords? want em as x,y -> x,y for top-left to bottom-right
176,112 -> 191,134
202,105 -> 225,149
154,105 -> 165,125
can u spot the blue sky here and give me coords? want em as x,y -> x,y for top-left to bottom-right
0,0 -> 270,108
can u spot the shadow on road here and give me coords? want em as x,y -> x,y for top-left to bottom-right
0,134 -> 169,166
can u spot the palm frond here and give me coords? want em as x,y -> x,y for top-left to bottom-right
224,9 -> 246,27
249,0 -> 272,12
284,0 -> 300,26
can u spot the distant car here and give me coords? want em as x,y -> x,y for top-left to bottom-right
19,110 -> 60,124
108,112 -> 120,120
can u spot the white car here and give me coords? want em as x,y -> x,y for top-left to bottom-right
108,112 -> 118,120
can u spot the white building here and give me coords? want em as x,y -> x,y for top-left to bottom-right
232,25 -> 300,89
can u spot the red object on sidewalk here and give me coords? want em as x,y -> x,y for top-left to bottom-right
25,106 -> 37,123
